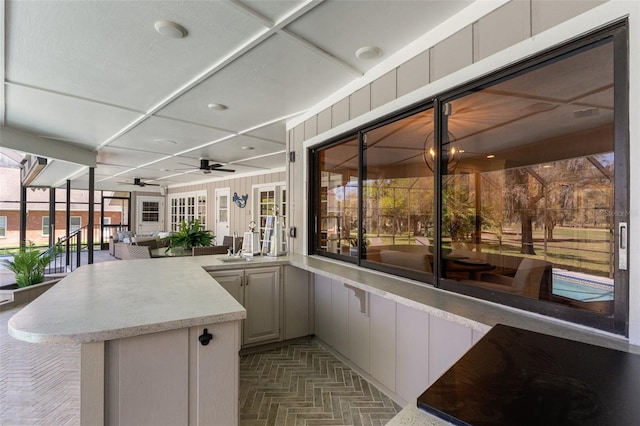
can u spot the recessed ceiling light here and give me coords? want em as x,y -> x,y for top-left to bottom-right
242,146 -> 255,150
208,103 -> 228,111
486,154 -> 496,159
154,20 -> 188,39
355,46 -> 382,60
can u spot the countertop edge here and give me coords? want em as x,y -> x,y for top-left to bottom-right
8,305 -> 246,345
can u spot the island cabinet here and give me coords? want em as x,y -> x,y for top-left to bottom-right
312,273 -> 488,404
103,321 -> 240,425
209,266 -> 281,346
8,257 -> 246,426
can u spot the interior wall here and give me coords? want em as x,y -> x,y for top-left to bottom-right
166,171 -> 286,236
286,0 -> 640,342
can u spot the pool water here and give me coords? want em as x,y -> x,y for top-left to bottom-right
552,274 -> 613,302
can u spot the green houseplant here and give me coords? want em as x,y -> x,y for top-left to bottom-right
163,220 -> 215,253
1,242 -> 61,288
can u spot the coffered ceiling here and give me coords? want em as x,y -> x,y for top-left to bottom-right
0,0 -> 473,192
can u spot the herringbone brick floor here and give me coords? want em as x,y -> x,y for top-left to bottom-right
0,306 -> 80,426
240,340 -> 401,426
1,304 -> 400,426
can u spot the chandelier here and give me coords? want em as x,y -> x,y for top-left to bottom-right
422,131 -> 460,173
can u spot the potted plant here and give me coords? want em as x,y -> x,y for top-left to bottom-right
162,220 -> 215,254
1,242 -> 62,288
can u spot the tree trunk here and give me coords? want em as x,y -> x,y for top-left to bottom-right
521,211 -> 536,255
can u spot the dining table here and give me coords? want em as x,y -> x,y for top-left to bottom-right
444,258 -> 495,280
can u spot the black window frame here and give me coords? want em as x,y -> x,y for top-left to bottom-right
308,21 -> 629,335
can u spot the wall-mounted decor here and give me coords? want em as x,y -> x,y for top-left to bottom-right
233,192 -> 248,208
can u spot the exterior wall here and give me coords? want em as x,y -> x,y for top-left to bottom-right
167,171 -> 286,234
0,210 -> 122,248
287,0 -> 640,342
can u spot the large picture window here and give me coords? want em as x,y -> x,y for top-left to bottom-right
310,23 -> 628,334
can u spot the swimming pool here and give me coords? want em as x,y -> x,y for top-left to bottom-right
552,273 -> 613,302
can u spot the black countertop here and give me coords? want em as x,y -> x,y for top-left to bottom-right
417,324 -> 640,425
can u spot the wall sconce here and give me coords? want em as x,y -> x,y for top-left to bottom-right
423,131 -> 460,173
233,192 -> 248,208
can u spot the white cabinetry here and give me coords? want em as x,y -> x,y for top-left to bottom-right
314,275 -> 332,343
396,303 -> 429,401
105,320 -> 240,425
283,265 -> 313,340
347,286 -> 369,373
209,267 -> 280,346
428,315 -> 474,386
312,272 -> 488,405
369,293 -> 396,392
331,279 -> 350,356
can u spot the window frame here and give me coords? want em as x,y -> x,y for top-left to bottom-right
308,21 -> 629,335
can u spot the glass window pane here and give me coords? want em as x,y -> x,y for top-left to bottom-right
316,137 -> 359,256
363,108 -> 435,280
441,40 -> 615,317
0,216 -> 6,238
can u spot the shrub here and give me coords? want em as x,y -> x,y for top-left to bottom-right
1,242 -> 61,288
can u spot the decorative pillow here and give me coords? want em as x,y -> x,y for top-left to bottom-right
117,230 -> 133,241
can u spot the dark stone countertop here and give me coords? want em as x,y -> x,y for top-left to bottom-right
417,324 -> 640,425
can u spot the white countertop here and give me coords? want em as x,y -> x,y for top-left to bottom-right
386,401 -> 452,426
8,256 -> 250,344
8,251 -> 637,354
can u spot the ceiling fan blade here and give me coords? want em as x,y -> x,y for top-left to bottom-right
212,168 -> 235,173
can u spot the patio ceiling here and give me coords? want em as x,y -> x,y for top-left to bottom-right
0,0 -> 473,192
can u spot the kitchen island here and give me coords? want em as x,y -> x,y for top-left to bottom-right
8,256 -> 248,426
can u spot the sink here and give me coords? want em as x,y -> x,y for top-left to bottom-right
219,257 -> 252,263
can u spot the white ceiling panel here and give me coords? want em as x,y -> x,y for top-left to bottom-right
29,160 -> 87,188
285,0 -> 473,74
5,84 -> 143,150
179,135 -> 285,163
239,0 -> 306,24
244,120 -> 289,143
95,164 -> 132,177
108,116 -> 235,155
236,152 -> 287,170
156,32 -> 354,131
6,0 -> 268,111
97,147 -> 169,169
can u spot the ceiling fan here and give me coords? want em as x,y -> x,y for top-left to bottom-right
178,159 -> 235,174
117,178 -> 160,187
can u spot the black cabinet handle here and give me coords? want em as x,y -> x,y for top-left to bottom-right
199,328 -> 213,346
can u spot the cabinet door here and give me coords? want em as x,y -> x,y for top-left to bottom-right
188,321 -> 241,426
209,270 -> 244,305
314,274 -> 332,343
428,315 -> 473,386
370,293 -> 396,392
244,267 -> 281,345
331,279 -> 349,357
396,304 -> 429,402
347,286 -> 369,373
283,265 -> 311,340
